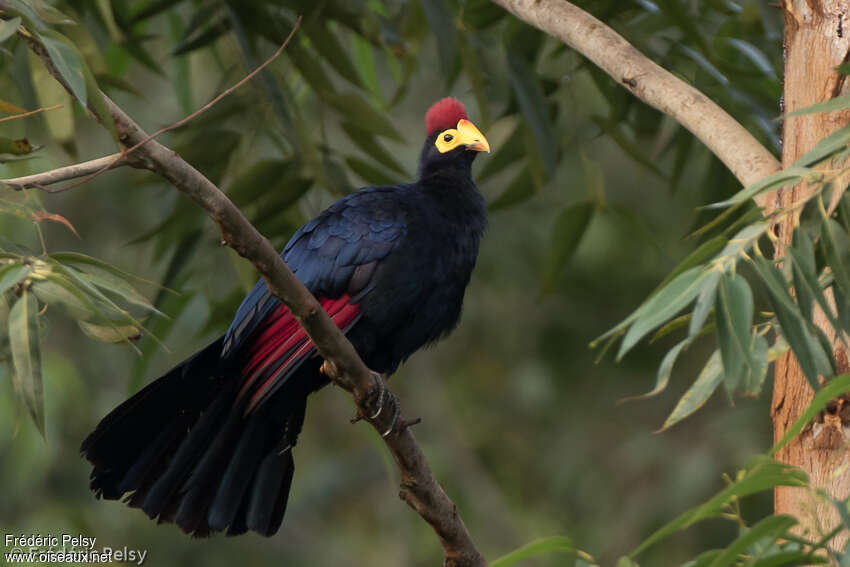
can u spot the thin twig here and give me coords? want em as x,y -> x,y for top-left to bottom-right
1,153 -> 124,190
0,103 -> 63,124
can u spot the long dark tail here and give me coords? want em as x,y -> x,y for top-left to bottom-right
81,337 -> 310,537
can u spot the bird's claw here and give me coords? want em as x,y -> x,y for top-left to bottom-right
380,392 -> 401,438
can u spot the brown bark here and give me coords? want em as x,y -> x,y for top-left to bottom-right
773,0 -> 850,549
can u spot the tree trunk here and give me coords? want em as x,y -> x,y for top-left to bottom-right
772,0 -> 850,549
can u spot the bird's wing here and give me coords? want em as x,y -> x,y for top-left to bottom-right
221,187 -> 407,413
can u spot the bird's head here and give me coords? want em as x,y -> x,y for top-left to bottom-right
418,98 -> 490,179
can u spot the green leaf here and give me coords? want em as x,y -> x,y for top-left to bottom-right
0,17 -> 21,44
225,160 -> 309,209
478,123 -> 523,181
419,0 -> 456,76
81,60 -> 117,143
8,289 -> 44,436
794,124 -> 850,168
590,116 -> 667,180
32,275 -> 99,320
0,263 -> 30,295
491,536 -> 579,567
724,38 -> 777,80
341,121 -> 408,176
78,320 -> 140,343
304,22 -> 364,89
324,93 -> 402,141
488,166 -> 536,211
770,373 -> 850,456
715,272 -> 755,393
783,94 -> 850,118
787,229 -> 844,341
659,236 -> 728,293
618,267 -> 708,360
659,350 -> 723,431
752,255 -> 832,389
95,0 -> 123,42
629,456 -> 808,558
39,30 -> 88,108
690,271 -> 721,337
742,334 -> 770,396
706,515 -> 797,567
539,202 -> 594,296
620,337 -> 690,403
821,217 -> 850,298
344,156 -> 397,186
708,168 -> 808,209
506,52 -> 557,177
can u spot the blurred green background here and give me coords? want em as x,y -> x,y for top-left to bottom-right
0,1 -> 783,565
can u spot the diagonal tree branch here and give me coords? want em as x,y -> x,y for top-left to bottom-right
490,0 -> 782,208
2,152 -> 125,190
9,26 -> 486,567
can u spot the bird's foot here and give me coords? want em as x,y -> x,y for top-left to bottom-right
352,372 -> 402,437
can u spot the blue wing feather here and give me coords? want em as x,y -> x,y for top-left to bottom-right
222,186 -> 408,357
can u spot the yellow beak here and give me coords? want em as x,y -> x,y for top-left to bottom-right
456,119 -> 490,153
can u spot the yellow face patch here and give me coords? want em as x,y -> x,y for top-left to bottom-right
434,119 -> 491,154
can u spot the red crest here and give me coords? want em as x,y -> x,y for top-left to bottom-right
425,97 -> 468,135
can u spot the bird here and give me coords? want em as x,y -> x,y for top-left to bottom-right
80,97 -> 490,538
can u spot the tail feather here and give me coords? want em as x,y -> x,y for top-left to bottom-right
81,336 -> 312,538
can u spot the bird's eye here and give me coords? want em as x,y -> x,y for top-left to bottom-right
443,134 -> 453,142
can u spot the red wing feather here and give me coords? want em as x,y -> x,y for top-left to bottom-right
239,295 -> 360,413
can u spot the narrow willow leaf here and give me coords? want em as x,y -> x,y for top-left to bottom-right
39,30 -> 87,107
788,231 -> 844,344
651,314 -> 691,343
81,61 -> 117,143
507,52 -> 557,177
724,38 -> 777,80
795,124 -> 850,168
715,273 -> 755,393
0,263 -> 30,295
629,456 -> 807,558
8,290 -> 44,435
341,122 -> 408,176
821,217 -> 850,298
32,276 -> 98,320
715,223 -> 768,263
0,17 -> 21,44
325,92 -> 402,141
835,285 -> 850,336
690,271 -> 721,337
742,334 -> 770,396
783,94 -> 850,118
752,255 -> 832,389
618,267 -> 707,360
620,338 -> 690,403
658,236 -> 727,293
304,22 -> 363,88
28,50 -> 74,143
491,536 -> 578,567
770,373 -> 850,456
590,116 -> 667,179
708,168 -> 808,209
706,515 -> 797,567
488,166 -> 536,211
78,320 -> 140,343
344,156 -> 397,186
659,350 -> 723,431
539,202 -> 594,296
419,0 -> 456,76
226,160 -> 300,208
